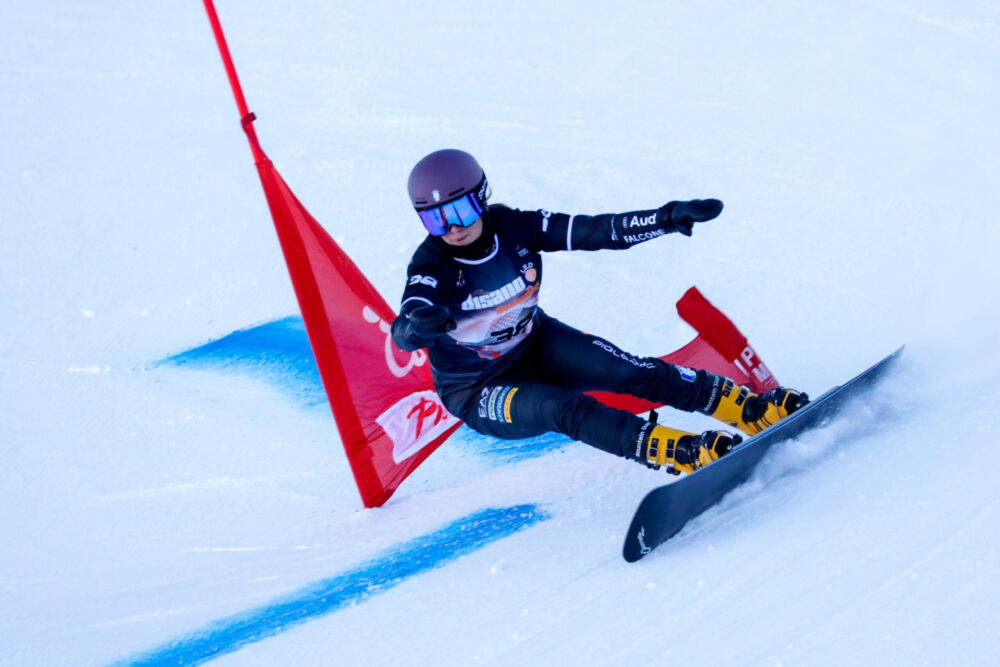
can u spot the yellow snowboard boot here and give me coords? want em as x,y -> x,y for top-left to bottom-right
643,424 -> 742,475
709,380 -> 809,435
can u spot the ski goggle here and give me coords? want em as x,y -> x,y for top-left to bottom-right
416,192 -> 485,236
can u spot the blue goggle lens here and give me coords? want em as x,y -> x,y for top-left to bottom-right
417,192 -> 484,236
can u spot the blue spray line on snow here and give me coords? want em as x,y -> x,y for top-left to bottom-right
113,504 -> 549,666
162,316 -> 328,409
161,317 -> 571,462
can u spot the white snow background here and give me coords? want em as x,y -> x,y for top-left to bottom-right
3,1 -> 1000,665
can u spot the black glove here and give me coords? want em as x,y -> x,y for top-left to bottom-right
657,198 -> 724,236
408,304 -> 456,340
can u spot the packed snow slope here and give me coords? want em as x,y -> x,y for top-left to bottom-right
3,1 -> 999,665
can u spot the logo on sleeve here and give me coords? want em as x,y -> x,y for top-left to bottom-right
626,213 -> 657,228
623,229 -> 666,245
409,274 -> 438,288
540,209 -> 552,232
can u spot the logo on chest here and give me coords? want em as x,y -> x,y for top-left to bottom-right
521,261 -> 537,283
461,276 -> 527,311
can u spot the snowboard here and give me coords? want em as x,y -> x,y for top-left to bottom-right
623,346 -> 904,562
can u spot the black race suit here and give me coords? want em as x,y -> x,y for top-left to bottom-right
391,204 -> 721,463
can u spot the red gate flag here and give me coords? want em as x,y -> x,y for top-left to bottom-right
590,288 -> 778,412
203,0 -> 458,507
254,166 -> 461,507
202,0 -> 779,507
676,286 -> 780,394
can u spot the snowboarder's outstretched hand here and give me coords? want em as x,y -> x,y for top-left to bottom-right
657,199 -> 724,236
408,304 -> 457,340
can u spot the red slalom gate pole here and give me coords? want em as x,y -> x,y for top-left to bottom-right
202,0 -> 267,164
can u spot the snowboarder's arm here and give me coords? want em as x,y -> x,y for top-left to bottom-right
391,265 -> 454,351
508,199 -> 723,252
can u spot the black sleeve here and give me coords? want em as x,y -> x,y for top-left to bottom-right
568,208 -> 673,250
391,261 -> 444,352
496,204 -> 684,252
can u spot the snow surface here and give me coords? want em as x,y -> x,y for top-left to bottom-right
3,1 -> 1000,665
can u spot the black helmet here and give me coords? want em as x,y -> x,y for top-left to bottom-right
407,149 -> 489,211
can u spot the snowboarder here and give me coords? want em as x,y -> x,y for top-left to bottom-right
391,149 -> 808,474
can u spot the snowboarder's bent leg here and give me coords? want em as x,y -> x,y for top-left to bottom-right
459,382 -> 649,457
505,313 -> 808,444
527,312 -> 731,413
457,382 -> 738,475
